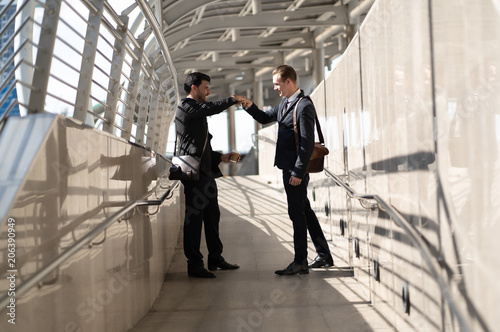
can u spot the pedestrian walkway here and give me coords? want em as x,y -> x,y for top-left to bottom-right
129,176 -> 395,332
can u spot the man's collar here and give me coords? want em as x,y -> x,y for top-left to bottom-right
287,89 -> 301,103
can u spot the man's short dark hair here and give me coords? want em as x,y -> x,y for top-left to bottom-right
183,72 -> 211,94
272,65 -> 297,84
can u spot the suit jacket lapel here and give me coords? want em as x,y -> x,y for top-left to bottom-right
278,90 -> 305,123
283,99 -> 298,118
278,100 -> 287,123
280,94 -> 302,122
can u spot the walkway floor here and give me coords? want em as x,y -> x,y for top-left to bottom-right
129,176 -> 395,332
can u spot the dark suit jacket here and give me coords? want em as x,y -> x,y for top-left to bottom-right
175,96 -> 238,178
245,90 -> 315,179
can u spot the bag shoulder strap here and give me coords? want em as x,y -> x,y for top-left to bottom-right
200,129 -> 209,157
293,96 -> 325,154
175,126 -> 209,158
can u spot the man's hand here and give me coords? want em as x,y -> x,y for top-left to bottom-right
232,95 -> 253,108
241,98 -> 253,108
289,175 -> 302,186
221,152 -> 241,163
232,95 -> 247,104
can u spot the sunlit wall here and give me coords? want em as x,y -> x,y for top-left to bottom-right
258,0 -> 499,331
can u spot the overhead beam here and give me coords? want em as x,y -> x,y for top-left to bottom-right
174,56 -> 283,71
165,6 -> 347,46
163,0 -> 220,27
170,32 -> 314,60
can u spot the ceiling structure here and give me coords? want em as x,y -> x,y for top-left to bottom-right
157,0 -> 374,103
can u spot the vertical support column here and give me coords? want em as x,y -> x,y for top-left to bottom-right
253,75 -> 264,172
160,106 -> 173,154
227,86 -> 236,152
156,80 -> 171,152
103,15 -> 129,134
277,51 -> 285,66
28,0 -> 62,114
227,106 -> 236,153
254,79 -> 263,136
152,90 -> 166,151
251,0 -> 261,14
146,79 -> 161,149
253,76 -> 264,109
73,0 -> 105,123
135,71 -> 152,145
346,24 -> 357,45
121,39 -> 145,140
161,85 -> 177,154
345,0 -> 359,46
313,42 -> 325,87
338,34 -> 347,53
227,86 -> 236,175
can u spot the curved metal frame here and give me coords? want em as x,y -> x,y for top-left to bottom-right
0,0 -> 180,153
135,0 -> 180,105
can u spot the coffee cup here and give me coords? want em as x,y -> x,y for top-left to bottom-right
230,152 -> 241,163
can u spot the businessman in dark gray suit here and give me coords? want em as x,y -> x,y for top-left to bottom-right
175,72 -> 243,278
241,65 -> 334,275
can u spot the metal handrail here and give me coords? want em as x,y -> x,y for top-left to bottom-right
251,133 -> 277,146
0,180 -> 180,312
322,168 -> 471,332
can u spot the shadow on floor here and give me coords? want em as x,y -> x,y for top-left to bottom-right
129,176 -> 395,332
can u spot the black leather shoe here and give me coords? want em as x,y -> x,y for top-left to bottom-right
188,268 -> 216,278
208,260 -> 240,271
275,262 -> 309,275
308,255 -> 334,268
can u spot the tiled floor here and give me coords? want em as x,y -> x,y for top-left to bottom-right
129,176 -> 395,332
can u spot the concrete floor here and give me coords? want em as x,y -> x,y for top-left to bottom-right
129,175 -> 395,332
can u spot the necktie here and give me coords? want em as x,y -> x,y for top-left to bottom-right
283,100 -> 290,116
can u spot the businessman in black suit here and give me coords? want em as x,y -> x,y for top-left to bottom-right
240,65 -> 334,275
175,72 -> 243,278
